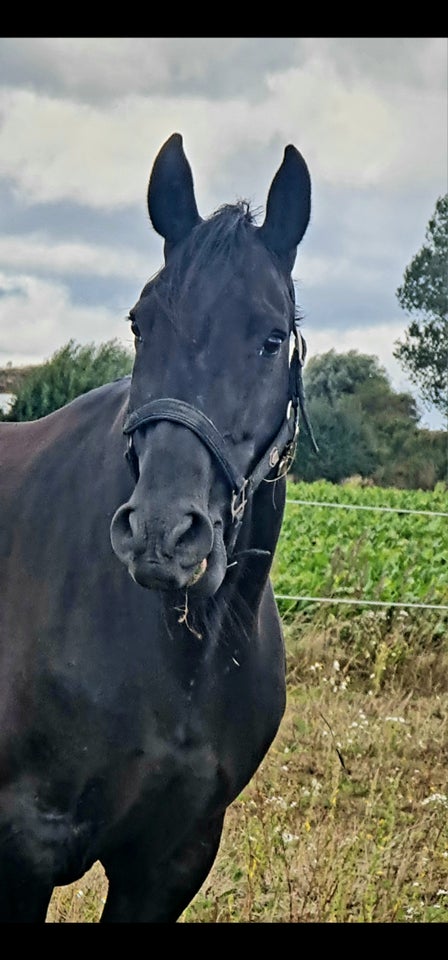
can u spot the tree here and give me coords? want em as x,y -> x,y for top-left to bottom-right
2,339 -> 133,422
302,349 -> 393,406
293,350 -> 447,489
294,392 -> 378,483
393,194 -> 448,417
294,351 -> 387,483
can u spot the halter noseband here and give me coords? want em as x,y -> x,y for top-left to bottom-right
122,319 -> 317,557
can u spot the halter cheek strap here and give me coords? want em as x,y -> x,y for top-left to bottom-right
122,321 -> 318,557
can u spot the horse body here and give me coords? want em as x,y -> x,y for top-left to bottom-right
0,133 -> 311,921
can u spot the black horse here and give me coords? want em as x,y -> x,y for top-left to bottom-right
0,133 -> 312,922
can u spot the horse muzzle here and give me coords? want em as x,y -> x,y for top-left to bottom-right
110,499 -> 228,597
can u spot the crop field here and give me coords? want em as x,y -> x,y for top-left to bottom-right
275,479 -> 448,615
47,479 -> 448,923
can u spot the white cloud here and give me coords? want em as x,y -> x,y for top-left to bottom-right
0,38 -> 444,213
0,273 -> 132,365
0,38 -> 289,99
0,90 -> 151,207
307,320 -> 408,381
0,233 -> 151,279
265,56 -> 445,190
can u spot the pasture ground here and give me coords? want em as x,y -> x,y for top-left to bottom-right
47,604 -> 448,923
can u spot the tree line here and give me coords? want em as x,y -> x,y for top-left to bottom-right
293,349 -> 446,490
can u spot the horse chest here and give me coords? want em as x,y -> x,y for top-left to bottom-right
12,647 -> 263,805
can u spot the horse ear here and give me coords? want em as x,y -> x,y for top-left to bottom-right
147,133 -> 203,258
258,145 -> 311,270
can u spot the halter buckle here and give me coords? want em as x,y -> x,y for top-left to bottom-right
277,437 -> 298,478
231,480 -> 248,522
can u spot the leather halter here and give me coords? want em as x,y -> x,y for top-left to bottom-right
122,319 -> 317,557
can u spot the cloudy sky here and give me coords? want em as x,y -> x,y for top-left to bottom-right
0,37 -> 446,428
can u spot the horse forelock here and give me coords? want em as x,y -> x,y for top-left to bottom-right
142,202 -> 260,316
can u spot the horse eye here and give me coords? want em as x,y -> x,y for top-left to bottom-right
261,331 -> 286,357
130,318 -> 142,342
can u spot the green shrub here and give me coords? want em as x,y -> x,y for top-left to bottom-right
2,339 -> 133,422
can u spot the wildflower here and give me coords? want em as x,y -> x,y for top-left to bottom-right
282,831 -> 300,843
265,796 -> 287,809
421,794 -> 448,808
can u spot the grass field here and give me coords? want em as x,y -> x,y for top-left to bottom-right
47,479 -> 448,923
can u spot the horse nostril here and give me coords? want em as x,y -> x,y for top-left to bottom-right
110,504 -> 146,558
164,511 -> 213,564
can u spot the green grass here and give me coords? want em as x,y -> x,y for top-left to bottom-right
46,479 -> 448,923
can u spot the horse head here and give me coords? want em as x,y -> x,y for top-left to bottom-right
110,133 -> 311,598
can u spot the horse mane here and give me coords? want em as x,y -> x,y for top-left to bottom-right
143,201 -> 260,316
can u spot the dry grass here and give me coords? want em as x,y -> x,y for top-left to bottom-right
46,609 -> 448,923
